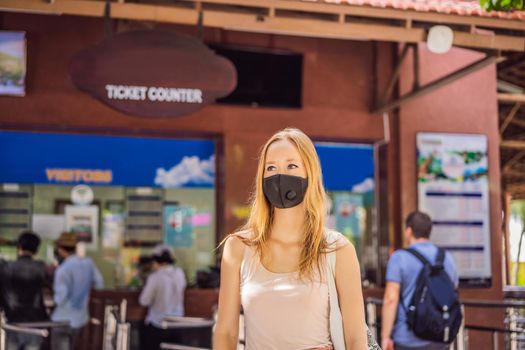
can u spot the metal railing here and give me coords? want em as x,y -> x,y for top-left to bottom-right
0,312 -> 70,350
365,297 -> 525,350
159,316 -> 215,350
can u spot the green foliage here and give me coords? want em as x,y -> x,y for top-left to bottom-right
0,51 -> 24,85
481,0 -> 523,12
512,200 -> 525,220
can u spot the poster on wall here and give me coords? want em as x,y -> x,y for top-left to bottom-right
417,132 -> 491,287
65,205 -> 99,250
0,31 -> 26,96
163,205 -> 194,248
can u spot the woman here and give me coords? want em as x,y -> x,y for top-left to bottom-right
214,128 -> 368,349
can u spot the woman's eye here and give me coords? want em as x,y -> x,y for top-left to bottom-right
266,165 -> 276,171
288,164 -> 298,169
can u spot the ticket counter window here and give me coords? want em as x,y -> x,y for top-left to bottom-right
0,131 -> 218,288
315,142 -> 384,288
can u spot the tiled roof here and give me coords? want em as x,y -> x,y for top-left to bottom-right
321,0 -> 525,21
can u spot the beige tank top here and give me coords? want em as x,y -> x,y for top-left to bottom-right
240,242 -> 332,350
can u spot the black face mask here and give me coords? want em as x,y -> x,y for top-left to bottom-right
263,174 -> 308,209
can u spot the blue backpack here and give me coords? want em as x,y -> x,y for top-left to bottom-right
402,248 -> 462,343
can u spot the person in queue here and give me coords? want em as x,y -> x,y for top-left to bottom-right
0,231 -> 49,350
213,128 -> 368,349
51,232 -> 104,350
128,255 -> 154,289
139,244 -> 187,350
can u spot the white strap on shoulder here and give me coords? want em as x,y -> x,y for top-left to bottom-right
325,230 -> 345,350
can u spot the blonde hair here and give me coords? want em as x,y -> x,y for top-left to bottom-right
234,127 -> 329,279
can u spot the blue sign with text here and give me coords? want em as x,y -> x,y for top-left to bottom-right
0,131 -> 215,188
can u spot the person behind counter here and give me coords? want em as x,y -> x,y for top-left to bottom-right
0,231 -> 50,350
128,255 -> 154,289
139,244 -> 187,350
51,232 -> 104,350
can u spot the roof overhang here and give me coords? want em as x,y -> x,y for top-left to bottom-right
1,0 -> 525,51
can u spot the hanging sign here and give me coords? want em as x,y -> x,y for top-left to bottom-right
69,30 -> 237,117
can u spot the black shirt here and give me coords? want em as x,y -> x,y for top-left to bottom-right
0,255 -> 49,322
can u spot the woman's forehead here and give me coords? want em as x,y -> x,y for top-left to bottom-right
265,139 -> 301,160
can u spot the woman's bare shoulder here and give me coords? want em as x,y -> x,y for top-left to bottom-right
222,230 -> 252,261
230,229 -> 255,240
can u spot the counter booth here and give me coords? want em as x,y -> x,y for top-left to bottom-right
0,130 -> 220,349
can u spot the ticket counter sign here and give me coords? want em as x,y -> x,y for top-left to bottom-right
69,30 -> 237,118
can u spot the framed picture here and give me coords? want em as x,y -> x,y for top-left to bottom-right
0,31 -> 26,96
65,205 -> 99,250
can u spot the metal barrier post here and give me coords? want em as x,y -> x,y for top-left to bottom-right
116,323 -> 130,350
0,313 -> 5,350
366,300 -> 378,340
103,305 -> 117,350
115,299 -> 130,350
101,299 -> 131,350
455,305 -> 465,350
508,306 -> 518,350
493,331 -> 499,350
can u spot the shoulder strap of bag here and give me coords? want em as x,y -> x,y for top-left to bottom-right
399,248 -> 430,314
325,231 -> 380,350
403,248 -> 432,267
435,247 -> 446,268
325,231 -> 345,350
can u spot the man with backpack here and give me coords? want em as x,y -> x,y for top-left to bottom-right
381,211 -> 461,350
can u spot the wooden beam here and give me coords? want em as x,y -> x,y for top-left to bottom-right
1,0 -> 524,51
501,102 -> 521,136
188,0 -> 525,32
499,93 -> 525,104
453,31 -> 525,51
372,55 -> 501,114
507,183 -> 525,193
382,44 -> 411,104
498,79 -> 524,94
501,140 -> 525,149
510,118 -> 525,129
503,169 -> 525,177
203,11 -> 425,42
503,150 -> 525,174
509,162 -> 525,173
